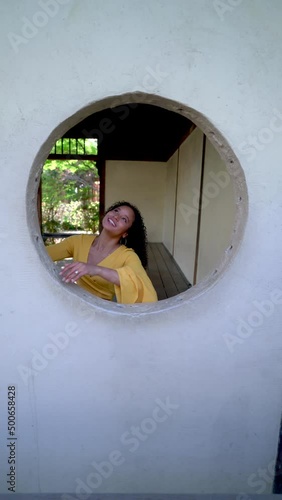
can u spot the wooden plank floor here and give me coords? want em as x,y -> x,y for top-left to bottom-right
147,243 -> 192,300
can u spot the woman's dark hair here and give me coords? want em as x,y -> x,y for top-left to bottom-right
105,201 -> 148,268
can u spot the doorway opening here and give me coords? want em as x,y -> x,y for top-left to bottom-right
39,137 -> 101,245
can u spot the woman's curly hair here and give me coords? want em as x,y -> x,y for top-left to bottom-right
105,201 -> 148,268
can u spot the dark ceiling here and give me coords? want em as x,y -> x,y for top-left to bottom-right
63,103 -> 194,162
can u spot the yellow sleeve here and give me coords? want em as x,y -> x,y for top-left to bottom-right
114,251 -> 158,304
45,236 -> 77,261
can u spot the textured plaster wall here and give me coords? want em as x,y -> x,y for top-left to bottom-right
1,0 -> 282,495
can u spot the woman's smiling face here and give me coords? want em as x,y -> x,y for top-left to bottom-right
102,205 -> 135,237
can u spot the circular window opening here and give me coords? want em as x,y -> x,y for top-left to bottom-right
27,93 -> 248,315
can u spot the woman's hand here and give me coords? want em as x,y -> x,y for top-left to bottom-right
60,261 -> 120,286
60,261 -> 97,283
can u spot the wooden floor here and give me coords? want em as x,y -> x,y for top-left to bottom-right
147,243 -> 192,300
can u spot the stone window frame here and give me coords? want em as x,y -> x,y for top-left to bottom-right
26,92 -> 248,316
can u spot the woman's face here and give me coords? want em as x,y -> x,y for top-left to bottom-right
102,205 -> 135,238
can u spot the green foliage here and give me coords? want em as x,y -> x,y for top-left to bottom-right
50,138 -> 98,156
41,154 -> 100,234
42,200 -> 99,232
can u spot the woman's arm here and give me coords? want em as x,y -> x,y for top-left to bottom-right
46,237 -> 75,261
60,261 -> 120,286
59,250 -> 158,303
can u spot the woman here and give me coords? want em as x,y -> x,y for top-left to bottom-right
46,201 -> 158,304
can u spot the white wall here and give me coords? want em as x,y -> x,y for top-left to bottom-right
162,150 -> 177,253
173,127 -> 203,283
1,0 -> 282,495
197,138 -> 237,281
105,160 -> 166,241
163,128 -> 236,285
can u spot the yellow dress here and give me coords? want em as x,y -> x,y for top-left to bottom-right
46,235 -> 158,304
